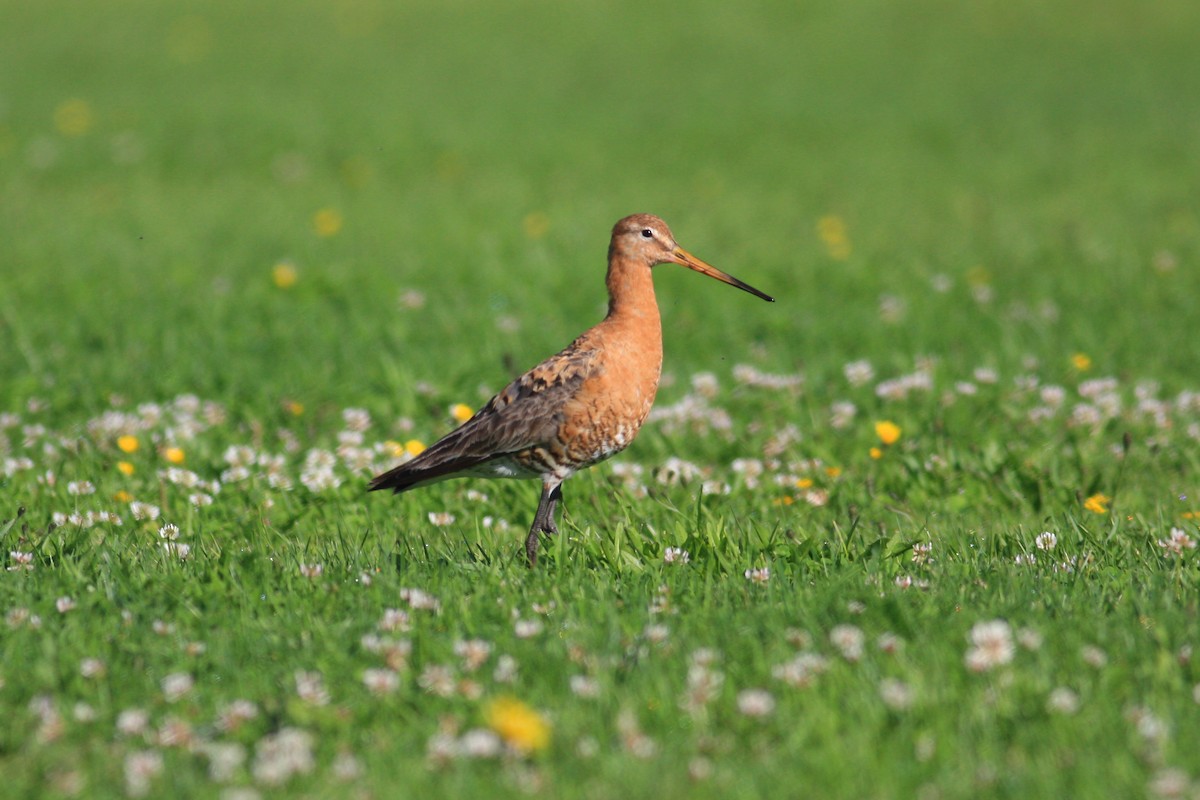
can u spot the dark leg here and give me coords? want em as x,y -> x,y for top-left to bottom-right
542,483 -> 562,535
525,481 -> 563,567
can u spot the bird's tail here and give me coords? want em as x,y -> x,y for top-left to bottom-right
367,465 -> 424,494
369,404 -> 504,494
368,448 -> 489,494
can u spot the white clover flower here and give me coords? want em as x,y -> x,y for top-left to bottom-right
964,620 -> 1014,672
399,587 -> 441,611
252,727 -> 314,786
681,664 -> 724,713
1081,645 -> 1108,669
215,699 -> 259,732
80,658 -> 106,679
417,664 -> 455,697
294,671 -> 329,706
745,567 -> 770,584
736,689 -> 776,718
378,608 -> 411,632
342,407 -> 372,432
663,547 -> 690,565
130,502 -> 160,521
830,624 -> 865,662
656,456 -> 703,485
458,729 -> 502,759
116,708 -> 150,737
879,679 -> 914,710
1157,528 -> 1196,555
188,492 -> 213,507
844,360 -> 875,387
514,618 -> 543,638
493,655 -> 518,684
569,675 -> 601,699
643,623 -> 669,644
362,669 -> 400,696
124,750 -> 163,797
772,653 -> 829,688
161,672 -> 194,703
454,639 -> 492,672
690,372 -> 720,398
1046,687 -> 1080,715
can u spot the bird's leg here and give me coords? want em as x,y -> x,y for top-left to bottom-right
525,481 -> 563,567
543,483 -> 562,535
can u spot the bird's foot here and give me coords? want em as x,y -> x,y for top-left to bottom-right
526,482 -> 562,567
524,519 -> 559,567
524,529 -> 541,568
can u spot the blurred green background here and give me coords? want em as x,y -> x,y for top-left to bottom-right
1,7 -> 1199,796
1,0 -> 1197,416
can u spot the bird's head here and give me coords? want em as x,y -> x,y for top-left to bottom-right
609,214 -> 774,302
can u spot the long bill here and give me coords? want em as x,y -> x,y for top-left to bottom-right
671,247 -> 775,303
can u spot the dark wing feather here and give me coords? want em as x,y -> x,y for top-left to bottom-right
368,342 -> 599,493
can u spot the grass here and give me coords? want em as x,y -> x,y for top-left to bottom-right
2,0 -> 1199,797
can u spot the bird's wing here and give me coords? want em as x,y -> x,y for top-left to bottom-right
369,341 -> 600,492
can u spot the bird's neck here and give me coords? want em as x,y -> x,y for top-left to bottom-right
599,251 -> 664,407
604,255 -> 661,325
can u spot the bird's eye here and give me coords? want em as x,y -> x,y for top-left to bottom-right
641,229 -> 653,239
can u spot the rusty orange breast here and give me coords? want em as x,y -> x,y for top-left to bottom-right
555,301 -> 663,468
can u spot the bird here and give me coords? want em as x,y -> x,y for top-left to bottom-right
370,214 -> 773,565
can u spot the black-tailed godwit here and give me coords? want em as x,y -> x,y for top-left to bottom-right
370,214 -> 773,565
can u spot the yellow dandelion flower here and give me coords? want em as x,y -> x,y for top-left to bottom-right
114,490 -> 134,503
450,403 -> 473,423
1071,353 -> 1092,372
164,447 -> 185,465
54,99 -> 94,137
825,466 -> 842,479
284,400 -> 304,417
1183,511 -> 1198,520
817,215 -> 846,242
1083,493 -> 1109,514
312,208 -> 343,237
522,211 -> 550,240
272,261 -> 298,289
869,447 -> 883,460
966,265 -> 992,287
795,477 -> 814,489
117,461 -> 135,476
485,697 -> 550,754
816,215 -> 851,260
117,435 -> 140,453
875,420 -> 902,445
772,496 -> 795,506
405,439 -> 426,457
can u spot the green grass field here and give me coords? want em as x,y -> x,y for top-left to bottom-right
2,1 -> 1200,797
